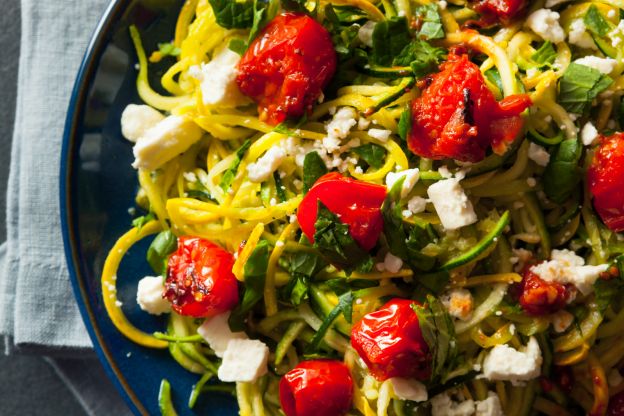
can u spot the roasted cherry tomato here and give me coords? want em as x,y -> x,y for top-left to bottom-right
409,53 -> 531,163
518,267 -> 571,316
279,360 -> 353,416
473,0 -> 528,22
351,299 -> 430,381
609,388 -> 624,416
588,132 -> 624,232
164,236 -> 238,317
236,12 -> 337,126
297,172 -> 387,251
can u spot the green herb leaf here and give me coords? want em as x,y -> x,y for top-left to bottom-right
147,230 -> 178,275
306,291 -> 354,353
228,38 -> 248,55
313,201 -> 373,275
371,17 -> 411,66
584,5 -> 611,37
281,251 -> 327,305
248,0 -> 280,43
412,295 -> 457,380
393,40 -> 446,78
228,240 -> 270,331
157,42 -> 181,57
208,0 -> 256,29
558,63 -> 613,114
594,255 -> 624,313
353,143 -> 387,169
398,107 -> 412,142
281,0 -> 308,13
273,171 -> 287,202
132,212 -> 156,230
531,42 -> 557,67
414,4 -> 445,40
303,151 -> 328,193
219,139 -> 251,191
543,138 -> 582,203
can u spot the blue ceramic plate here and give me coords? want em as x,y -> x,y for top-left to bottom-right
60,1 -> 238,414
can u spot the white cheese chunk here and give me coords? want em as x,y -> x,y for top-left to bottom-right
441,288 -> 474,321
197,312 -> 248,358
218,339 -> 269,382
475,392 -> 504,416
133,115 -> 203,170
581,121 -> 599,146
568,19 -> 597,50
247,146 -> 287,183
407,196 -> 427,214
482,337 -> 542,384
383,252 -> 403,273
358,21 -> 376,47
550,310 -> 574,333
389,378 -> 428,402
528,143 -> 551,167
136,276 -> 170,315
121,104 -> 165,143
527,9 -> 565,43
545,0 -> 571,7
427,179 -> 477,230
386,168 -> 420,198
530,249 -> 608,295
368,128 -> 392,142
327,107 -> 357,141
430,391 -> 475,416
188,47 -> 249,107
574,56 -> 617,74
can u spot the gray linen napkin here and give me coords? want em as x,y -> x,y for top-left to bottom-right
0,0 -> 111,353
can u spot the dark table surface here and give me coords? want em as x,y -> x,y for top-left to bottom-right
0,2 -> 120,414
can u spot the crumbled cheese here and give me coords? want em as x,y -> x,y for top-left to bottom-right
528,143 -> 551,167
133,115 -> 203,170
438,1 -> 447,10
188,48 -> 249,107
386,168 -> 420,198
609,21 -> 624,47
530,249 -> 608,295
197,312 -> 248,358
389,378 -> 428,402
441,288 -> 474,321
550,310 -> 574,333
358,21 -> 376,48
609,369 -> 623,387
438,166 -> 453,179
407,196 -> 427,214
545,0 -> 571,7
136,276 -> 170,315
327,107 -> 357,141
383,253 -> 403,273
427,179 -> 477,230
217,339 -> 269,382
358,117 -> 371,130
475,392 -> 504,416
120,104 -> 165,142
430,391 -> 476,416
247,146 -> 287,183
608,9 -> 617,18
368,128 -> 392,142
482,337 -> 542,385
527,9 -> 565,43
581,121 -> 599,146
574,56 -> 617,74
568,19 -> 596,50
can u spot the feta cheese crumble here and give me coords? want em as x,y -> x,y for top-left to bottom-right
389,378 -> 427,402
527,9 -> 565,44
368,128 -> 392,142
120,104 -> 165,143
383,252 -> 403,273
475,392 -> 504,416
528,143 -> 551,167
247,146 -> 287,183
430,391 -> 476,416
550,309 -> 574,333
327,107 -> 357,142
530,249 -> 608,295
386,168 -> 420,198
407,196 -> 428,214
358,21 -> 376,48
574,56 -> 617,74
427,179 -> 477,230
441,288 -> 474,321
482,337 -> 542,384
568,19 -> 597,50
197,312 -> 248,358
581,121 -> 599,146
136,276 -> 170,315
217,339 -> 269,382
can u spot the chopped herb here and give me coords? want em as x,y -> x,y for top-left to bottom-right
393,40 -> 446,78
594,255 -> 624,313
353,143 -> 387,169
371,17 -> 411,66
208,0 -> 256,29
132,212 -> 155,229
273,171 -> 287,202
146,230 -> 178,275
248,0 -> 280,43
558,63 -> 613,114
584,5 -> 611,37
228,38 -> 248,55
398,107 -> 412,142
414,4 -> 445,40
219,140 -> 252,191
543,138 -> 582,203
281,251 -> 327,305
157,42 -> 181,58
303,151 -> 328,193
305,291 -> 354,353
531,42 -> 557,67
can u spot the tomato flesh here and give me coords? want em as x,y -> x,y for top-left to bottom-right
164,236 -> 238,318
297,172 -> 387,251
518,267 -> 570,316
279,359 -> 353,416
236,12 -> 337,125
474,0 -> 528,21
588,132 -> 624,232
408,53 -> 531,163
351,299 -> 430,381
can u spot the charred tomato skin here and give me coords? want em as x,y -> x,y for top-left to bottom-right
473,0 -> 528,22
518,267 -> 570,316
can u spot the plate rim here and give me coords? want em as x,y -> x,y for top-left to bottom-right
59,0 -> 146,414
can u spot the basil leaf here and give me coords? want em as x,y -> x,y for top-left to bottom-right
157,42 -> 181,57
412,295 -> 457,380
371,17 -> 411,66
594,255 -> 624,313
313,201 -> 373,275
281,250 -> 328,305
219,139 -> 251,191
248,0 -> 280,43
303,151 -> 328,193
228,240 -> 270,331
324,278 -> 377,295
305,291 -> 353,353
146,230 -> 178,275
209,0 -> 256,29
398,107 -> 412,142
558,63 -> 613,114
414,4 -> 445,40
584,5 -> 610,37
543,139 -> 582,203
281,0 -> 308,13
228,38 -> 248,55
132,212 -> 155,229
393,40 -> 446,78
273,171 -> 287,202
531,42 -> 557,67
353,143 -> 386,169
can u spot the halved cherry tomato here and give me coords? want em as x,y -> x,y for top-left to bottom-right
164,236 -> 238,317
588,132 -> 624,232
473,0 -> 528,22
351,299 -> 430,381
518,267 -> 571,316
236,12 -> 337,126
297,172 -> 387,251
609,390 -> 624,416
279,359 -> 353,416
409,53 -> 531,163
